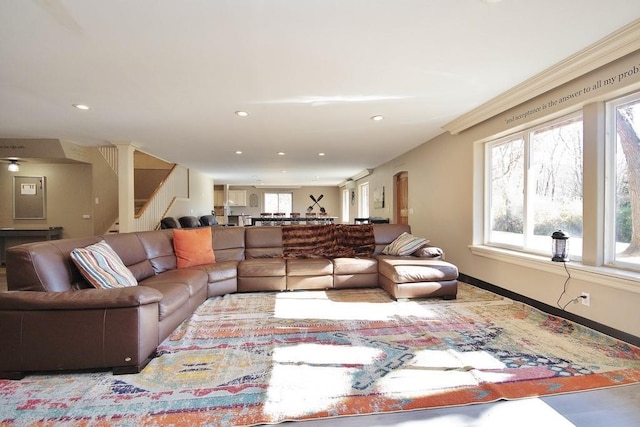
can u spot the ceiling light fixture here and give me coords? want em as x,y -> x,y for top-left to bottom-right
235,150 -> 243,154
235,111 -> 249,117
318,152 -> 325,156
277,152 -> 286,156
73,104 -> 91,110
371,115 -> 384,121
7,160 -> 19,172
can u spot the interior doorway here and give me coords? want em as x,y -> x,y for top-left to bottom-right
395,171 -> 408,225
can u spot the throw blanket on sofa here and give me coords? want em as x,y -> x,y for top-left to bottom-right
282,224 -> 374,258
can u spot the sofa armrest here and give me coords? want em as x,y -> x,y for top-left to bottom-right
0,287 -> 163,311
0,287 -> 163,378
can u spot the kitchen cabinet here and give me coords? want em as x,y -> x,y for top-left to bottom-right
214,189 -> 224,207
228,190 -> 247,207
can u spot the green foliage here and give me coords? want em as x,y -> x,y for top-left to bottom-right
534,210 -> 583,238
493,211 -> 523,234
616,201 -> 632,243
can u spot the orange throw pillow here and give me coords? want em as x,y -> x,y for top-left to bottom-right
173,227 -> 215,268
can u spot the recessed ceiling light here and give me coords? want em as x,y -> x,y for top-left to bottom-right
235,111 -> 249,117
281,170 -> 287,173
73,104 -> 91,110
277,152 -> 286,156
318,152 -> 325,156
371,115 -> 384,121
235,150 -> 243,154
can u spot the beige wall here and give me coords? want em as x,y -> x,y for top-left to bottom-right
367,49 -> 640,338
165,169 -> 214,219
0,162 -> 94,239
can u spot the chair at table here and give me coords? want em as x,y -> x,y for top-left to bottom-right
305,212 -> 317,225
319,212 -> 334,225
290,212 -> 301,225
199,214 -> 218,226
260,213 -> 273,226
160,217 -> 180,229
273,213 -> 285,226
178,216 -> 201,228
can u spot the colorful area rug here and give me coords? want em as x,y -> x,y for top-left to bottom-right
1,283 -> 639,426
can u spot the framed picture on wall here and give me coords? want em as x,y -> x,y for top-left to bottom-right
373,186 -> 385,208
13,176 -> 46,219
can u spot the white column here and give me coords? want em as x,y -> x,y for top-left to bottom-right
114,142 -> 137,233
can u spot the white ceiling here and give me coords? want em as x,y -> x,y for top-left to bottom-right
1,1 -> 640,186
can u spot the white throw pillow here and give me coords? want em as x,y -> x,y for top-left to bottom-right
382,232 -> 429,256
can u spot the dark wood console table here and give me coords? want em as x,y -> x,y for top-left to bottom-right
0,227 -> 63,264
354,217 -> 390,224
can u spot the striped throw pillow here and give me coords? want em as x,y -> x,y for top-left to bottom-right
382,232 -> 429,256
70,240 -> 138,289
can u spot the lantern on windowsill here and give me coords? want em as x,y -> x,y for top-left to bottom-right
551,230 -> 569,262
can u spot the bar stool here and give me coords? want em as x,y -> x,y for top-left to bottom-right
290,212 -> 301,225
260,213 -> 273,226
273,213 -> 285,226
305,212 -> 317,225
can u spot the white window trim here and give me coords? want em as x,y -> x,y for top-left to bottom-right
484,112 -> 583,259
342,189 -> 350,223
604,91 -> 640,270
469,244 -> 640,294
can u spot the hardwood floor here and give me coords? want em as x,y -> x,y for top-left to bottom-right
1,267 -> 639,426
285,384 -> 640,426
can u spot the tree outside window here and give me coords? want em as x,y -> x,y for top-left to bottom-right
487,114 -> 583,258
610,94 -> 640,268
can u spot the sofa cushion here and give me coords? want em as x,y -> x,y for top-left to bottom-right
212,226 -> 246,262
140,282 -> 191,320
70,240 -> 138,289
245,227 -> 283,259
378,257 -> 458,283
287,258 -> 333,276
373,224 -> 412,255
187,260 -> 238,283
382,232 -> 428,256
141,268 -> 208,298
332,257 -> 378,275
238,258 -> 286,277
102,232 -> 157,281
173,227 -> 215,268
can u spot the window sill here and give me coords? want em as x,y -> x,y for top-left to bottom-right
468,245 -> 640,294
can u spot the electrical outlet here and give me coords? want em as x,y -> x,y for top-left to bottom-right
581,292 -> 590,307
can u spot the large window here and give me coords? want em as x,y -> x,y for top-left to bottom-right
358,182 -> 370,218
607,93 -> 640,269
342,189 -> 350,223
486,114 -> 583,258
264,192 -> 292,214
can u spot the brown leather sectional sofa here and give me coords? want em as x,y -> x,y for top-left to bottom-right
0,223 -> 457,379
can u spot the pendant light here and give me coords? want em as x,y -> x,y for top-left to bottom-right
7,160 -> 19,172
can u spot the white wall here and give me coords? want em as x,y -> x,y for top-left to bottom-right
368,49 -> 640,338
166,169 -> 214,219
